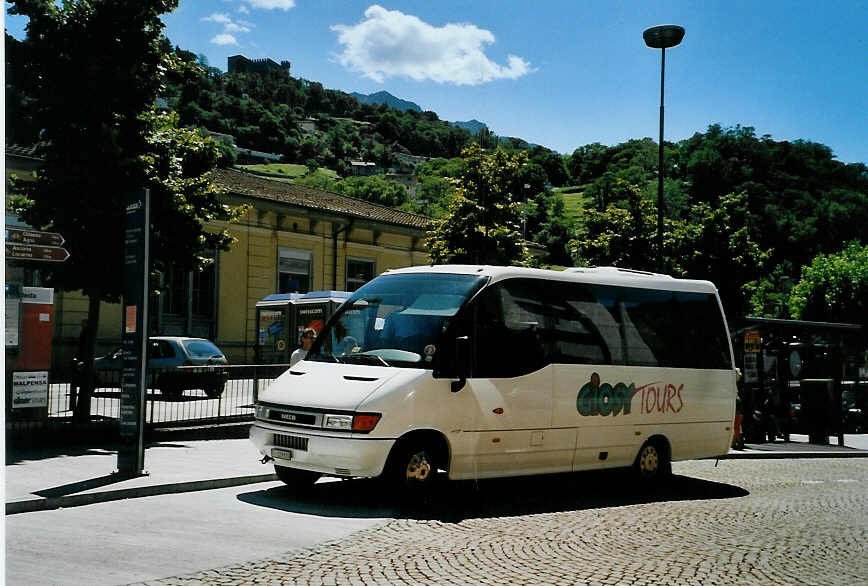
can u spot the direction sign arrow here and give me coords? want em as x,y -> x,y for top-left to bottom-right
5,227 -> 65,247
5,243 -> 70,262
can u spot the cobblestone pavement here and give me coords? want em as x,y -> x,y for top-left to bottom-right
131,459 -> 867,585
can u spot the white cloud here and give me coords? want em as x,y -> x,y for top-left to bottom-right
203,13 -> 232,24
243,0 -> 295,10
331,5 -> 531,85
211,33 -> 239,46
225,22 -> 252,34
204,11 -> 256,46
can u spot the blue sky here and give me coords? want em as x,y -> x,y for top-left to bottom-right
5,1 -> 867,163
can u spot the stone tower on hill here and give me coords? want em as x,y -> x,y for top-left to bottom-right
227,55 -> 291,75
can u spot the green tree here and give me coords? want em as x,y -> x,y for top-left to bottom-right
428,145 -> 528,265
572,185 -> 767,316
668,192 -> 769,316
335,175 -> 408,207
788,242 -> 868,326
568,143 -> 609,185
571,180 -> 657,271
745,262 -> 797,319
7,0 -> 244,420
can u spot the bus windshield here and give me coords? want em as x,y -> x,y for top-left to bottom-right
307,273 -> 487,368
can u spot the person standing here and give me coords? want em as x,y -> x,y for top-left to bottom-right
70,318 -> 88,411
290,328 -> 316,367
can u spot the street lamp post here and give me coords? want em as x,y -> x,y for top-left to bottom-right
643,24 -> 685,274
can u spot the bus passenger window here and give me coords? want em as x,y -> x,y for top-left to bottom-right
470,281 -> 550,378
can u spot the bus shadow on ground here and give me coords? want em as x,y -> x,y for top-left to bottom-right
237,468 -> 749,522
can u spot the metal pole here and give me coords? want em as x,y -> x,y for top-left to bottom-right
657,47 -> 666,274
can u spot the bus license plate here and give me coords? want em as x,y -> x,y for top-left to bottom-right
272,448 -> 293,461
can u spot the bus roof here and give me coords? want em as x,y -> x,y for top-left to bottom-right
381,265 -> 719,295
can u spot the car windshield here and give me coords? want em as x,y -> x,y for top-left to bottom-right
308,273 -> 486,369
182,339 -> 223,358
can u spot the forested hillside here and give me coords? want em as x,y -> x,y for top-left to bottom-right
7,35 -> 866,321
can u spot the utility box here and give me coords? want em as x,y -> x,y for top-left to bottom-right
254,291 -> 350,364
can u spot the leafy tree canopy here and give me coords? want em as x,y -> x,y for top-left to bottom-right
428,145 -> 528,266
572,182 -> 767,315
7,0 -> 246,419
788,242 -> 868,326
335,175 -> 409,208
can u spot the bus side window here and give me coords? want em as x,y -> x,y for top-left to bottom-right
470,280 -> 550,378
546,281 -> 620,366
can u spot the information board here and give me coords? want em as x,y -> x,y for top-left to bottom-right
118,189 -> 150,476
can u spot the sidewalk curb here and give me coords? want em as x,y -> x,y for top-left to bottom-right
6,473 -> 277,515
8,450 -> 866,515
720,451 -> 868,460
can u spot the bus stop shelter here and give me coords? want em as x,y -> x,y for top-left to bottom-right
732,317 -> 865,446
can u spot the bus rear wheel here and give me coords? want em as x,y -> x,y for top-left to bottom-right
634,439 -> 671,486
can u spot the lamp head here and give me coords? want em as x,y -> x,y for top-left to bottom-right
643,25 -> 685,49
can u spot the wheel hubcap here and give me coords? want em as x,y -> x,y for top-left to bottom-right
405,451 -> 432,482
640,446 -> 659,476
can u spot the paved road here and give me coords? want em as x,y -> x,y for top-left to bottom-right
4,479 -> 384,586
7,459 -> 867,585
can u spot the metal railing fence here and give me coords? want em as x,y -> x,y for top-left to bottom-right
6,364 -> 290,439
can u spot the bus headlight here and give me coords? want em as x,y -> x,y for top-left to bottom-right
254,404 -> 268,419
323,413 -> 381,433
324,414 -> 353,430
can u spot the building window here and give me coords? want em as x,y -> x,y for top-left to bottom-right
279,248 -> 312,293
165,265 -> 189,316
155,253 -> 218,338
346,257 -> 375,292
164,263 -> 215,317
191,263 -> 216,317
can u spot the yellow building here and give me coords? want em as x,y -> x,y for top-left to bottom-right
208,169 -> 430,363
6,152 -> 430,368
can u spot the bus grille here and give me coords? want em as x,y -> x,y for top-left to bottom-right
273,434 -> 309,451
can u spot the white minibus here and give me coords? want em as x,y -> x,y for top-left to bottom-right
250,265 -> 737,498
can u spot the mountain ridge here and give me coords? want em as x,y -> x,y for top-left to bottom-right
349,90 -> 421,112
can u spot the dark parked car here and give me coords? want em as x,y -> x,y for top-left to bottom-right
94,336 -> 229,398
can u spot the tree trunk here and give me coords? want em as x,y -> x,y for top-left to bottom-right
72,293 -> 101,422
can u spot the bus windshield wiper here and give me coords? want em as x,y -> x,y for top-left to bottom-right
345,353 -> 391,367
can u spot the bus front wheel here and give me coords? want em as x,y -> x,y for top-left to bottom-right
388,441 -> 438,498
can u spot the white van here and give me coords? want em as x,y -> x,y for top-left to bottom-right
250,265 -> 737,497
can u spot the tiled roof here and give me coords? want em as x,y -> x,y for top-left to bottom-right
213,168 -> 431,230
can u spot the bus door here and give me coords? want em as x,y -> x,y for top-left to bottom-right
460,280 -> 569,477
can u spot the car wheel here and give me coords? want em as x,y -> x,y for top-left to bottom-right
204,383 -> 224,399
633,439 -> 671,486
274,465 -> 320,491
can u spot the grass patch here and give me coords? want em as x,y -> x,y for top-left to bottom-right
557,188 -> 590,224
238,164 -> 339,183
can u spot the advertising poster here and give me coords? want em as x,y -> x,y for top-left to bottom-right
12,371 -> 49,409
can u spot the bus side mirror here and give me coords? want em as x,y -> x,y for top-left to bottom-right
451,336 -> 470,393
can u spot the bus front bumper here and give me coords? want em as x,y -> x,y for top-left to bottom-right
250,421 -> 394,478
